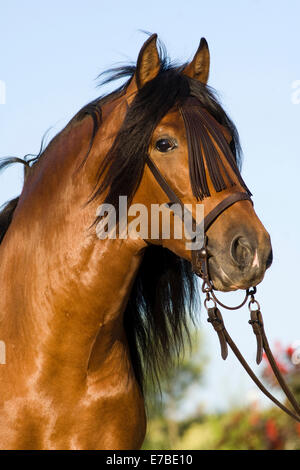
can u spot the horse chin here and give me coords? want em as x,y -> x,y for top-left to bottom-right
209,276 -> 239,293
207,259 -> 265,293
208,274 -> 239,292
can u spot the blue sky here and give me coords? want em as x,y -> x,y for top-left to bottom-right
1,0 -> 300,412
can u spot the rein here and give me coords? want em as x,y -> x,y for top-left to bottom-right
146,154 -> 300,423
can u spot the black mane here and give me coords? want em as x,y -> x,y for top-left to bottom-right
0,40 -> 247,398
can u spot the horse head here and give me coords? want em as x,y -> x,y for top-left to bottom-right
94,34 -> 272,292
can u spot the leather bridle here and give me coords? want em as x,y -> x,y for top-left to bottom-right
146,154 -> 300,423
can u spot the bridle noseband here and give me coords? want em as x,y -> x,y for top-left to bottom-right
146,154 -> 300,423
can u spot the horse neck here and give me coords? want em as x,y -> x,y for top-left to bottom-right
0,99 -> 145,374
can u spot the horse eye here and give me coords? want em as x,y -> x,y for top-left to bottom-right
155,138 -> 177,153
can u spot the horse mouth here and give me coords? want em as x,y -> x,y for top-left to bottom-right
207,257 -> 266,292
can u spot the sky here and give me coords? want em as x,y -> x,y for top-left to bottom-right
0,0 -> 300,413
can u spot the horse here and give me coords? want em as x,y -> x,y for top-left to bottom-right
0,34 -> 272,450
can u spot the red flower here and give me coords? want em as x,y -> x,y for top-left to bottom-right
265,418 -> 278,442
286,346 -> 295,359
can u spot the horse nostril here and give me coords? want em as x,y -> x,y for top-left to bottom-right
266,248 -> 273,269
230,236 -> 253,269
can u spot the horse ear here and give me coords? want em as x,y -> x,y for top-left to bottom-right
125,34 -> 161,105
135,34 -> 161,89
183,38 -> 210,84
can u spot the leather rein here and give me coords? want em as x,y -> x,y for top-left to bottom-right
146,154 -> 300,423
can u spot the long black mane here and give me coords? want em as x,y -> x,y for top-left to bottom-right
0,40 -> 248,396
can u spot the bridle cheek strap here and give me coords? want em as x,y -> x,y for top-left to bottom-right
145,154 -> 300,423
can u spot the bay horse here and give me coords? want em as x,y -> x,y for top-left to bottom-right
0,35 -> 272,450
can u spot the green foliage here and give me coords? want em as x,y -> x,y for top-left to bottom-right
143,327 -> 207,449
143,404 -> 300,450
142,334 -> 300,450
